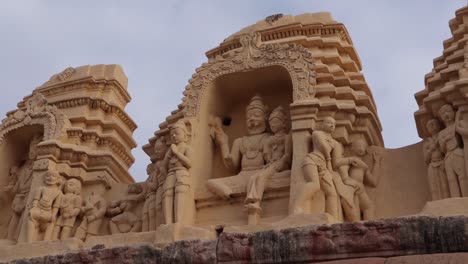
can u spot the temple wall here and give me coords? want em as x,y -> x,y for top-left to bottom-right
373,141 -> 430,219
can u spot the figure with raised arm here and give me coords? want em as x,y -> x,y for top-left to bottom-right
207,95 -> 270,199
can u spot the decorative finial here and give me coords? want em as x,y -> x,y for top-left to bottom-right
265,14 -> 283,25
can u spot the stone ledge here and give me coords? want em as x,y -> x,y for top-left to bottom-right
3,215 -> 468,263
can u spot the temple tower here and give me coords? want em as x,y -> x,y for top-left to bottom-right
144,13 -> 383,226
0,64 -> 137,241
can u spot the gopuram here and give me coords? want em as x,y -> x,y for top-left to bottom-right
1,6 -> 468,264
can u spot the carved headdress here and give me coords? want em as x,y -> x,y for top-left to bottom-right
171,120 -> 189,135
269,106 -> 287,122
246,94 -> 267,114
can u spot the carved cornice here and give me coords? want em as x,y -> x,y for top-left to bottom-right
33,77 -> 131,104
36,141 -> 134,184
0,93 -> 65,143
182,32 -> 317,117
206,24 -> 351,59
66,129 -> 134,167
51,97 -> 137,132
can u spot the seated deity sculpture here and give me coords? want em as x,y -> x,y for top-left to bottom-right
75,191 -> 107,241
162,120 -> 192,224
437,104 -> 468,197
244,106 -> 292,211
142,137 -> 168,232
207,95 -> 271,200
25,171 -> 63,243
108,183 -> 143,234
292,117 -> 359,221
342,139 -> 382,220
52,178 -> 82,240
423,118 -> 449,200
5,135 -> 41,240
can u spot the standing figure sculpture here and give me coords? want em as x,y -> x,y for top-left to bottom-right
344,139 -> 382,220
423,118 -> 449,200
154,137 -> 169,228
52,178 -> 82,240
437,104 -> 468,197
292,117 -> 359,221
207,95 -> 270,200
162,120 -> 192,224
245,106 -> 292,211
25,171 -> 63,242
142,137 -> 168,231
75,191 -> 107,241
5,135 -> 42,240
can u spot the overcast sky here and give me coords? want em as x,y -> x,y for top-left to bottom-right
0,1 -> 465,182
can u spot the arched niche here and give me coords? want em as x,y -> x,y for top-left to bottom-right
192,65 -> 293,226
0,125 -> 44,238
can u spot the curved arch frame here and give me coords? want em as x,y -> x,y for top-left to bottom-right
0,93 -> 65,144
181,33 -> 317,118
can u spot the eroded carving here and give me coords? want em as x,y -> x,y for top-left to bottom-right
424,118 -> 449,200
25,171 -> 63,242
438,104 -> 468,197
52,178 -> 82,240
75,191 -> 107,241
5,135 -> 42,241
108,183 -> 143,234
142,137 -> 168,231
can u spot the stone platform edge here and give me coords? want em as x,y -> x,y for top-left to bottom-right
3,215 -> 468,264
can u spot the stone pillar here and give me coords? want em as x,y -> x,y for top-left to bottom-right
288,103 -> 319,214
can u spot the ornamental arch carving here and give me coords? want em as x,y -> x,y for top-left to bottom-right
181,33 -> 317,118
0,93 -> 66,145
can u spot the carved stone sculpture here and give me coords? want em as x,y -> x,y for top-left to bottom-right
207,95 -> 271,200
142,137 -> 168,231
437,104 -> 468,197
75,191 -> 107,241
5,135 -> 41,240
162,120 -> 192,224
423,118 -> 449,200
25,171 -> 63,243
154,138 -> 169,228
292,117 -> 358,221
52,178 -> 82,240
244,106 -> 292,218
345,139 -> 382,220
108,183 -> 143,234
